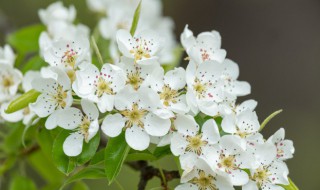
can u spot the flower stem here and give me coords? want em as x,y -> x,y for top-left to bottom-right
91,35 -> 104,67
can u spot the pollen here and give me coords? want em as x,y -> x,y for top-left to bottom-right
53,84 -> 68,109
95,77 -> 114,97
121,104 -> 147,129
62,48 -> 77,68
79,116 -> 91,142
159,85 -> 179,107
193,78 -> 207,98
191,170 -> 217,190
2,75 -> 14,88
186,134 -> 208,155
252,167 -> 271,187
127,72 -> 143,90
218,154 -> 237,172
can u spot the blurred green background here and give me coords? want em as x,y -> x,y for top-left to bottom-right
0,0 -> 319,189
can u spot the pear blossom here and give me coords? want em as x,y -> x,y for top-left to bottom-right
181,25 -> 226,64
117,56 -> 161,91
38,2 -> 76,26
116,29 -> 163,65
203,135 -> 255,186
267,128 -> 295,160
101,86 -> 170,150
0,71 -> 40,125
0,45 -> 15,66
30,67 -> 73,128
0,64 -> 23,102
185,60 -> 225,115
219,59 -> 251,99
73,63 -> 126,113
171,115 -> 220,170
243,141 -> 290,190
149,67 -> 189,116
42,36 -> 91,78
176,158 -> 234,190
52,99 -> 99,156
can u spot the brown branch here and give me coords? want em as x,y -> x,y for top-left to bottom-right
127,161 -> 180,190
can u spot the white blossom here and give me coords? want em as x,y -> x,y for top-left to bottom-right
0,45 -> 15,66
73,63 -> 126,113
30,67 -> 73,129
101,86 -> 170,150
54,99 -> 99,156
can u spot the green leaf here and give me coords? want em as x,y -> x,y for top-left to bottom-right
194,114 -> 205,128
153,145 -> 171,159
7,24 -> 45,53
63,167 -> 106,188
37,125 -> 54,158
9,175 -> 37,190
76,132 -> 100,165
52,130 -> 101,175
260,109 -> 283,131
52,130 -> 77,175
105,132 -> 130,185
22,56 -> 47,73
3,122 -> 24,153
126,152 -> 157,162
72,181 -> 89,190
5,89 -> 41,114
281,178 -> 299,190
130,0 -> 142,36
90,149 -> 105,165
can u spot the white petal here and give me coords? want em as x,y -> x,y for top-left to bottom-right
236,99 -> 257,113
144,113 -> 170,137
116,29 -> 134,58
0,102 -> 24,122
228,169 -> 249,186
30,93 -> 57,118
22,71 -> 41,92
170,133 -> 188,156
101,113 -> 125,137
220,135 -> 246,155
255,141 -> 277,166
174,114 -> 199,135
87,119 -> 99,141
268,160 -> 289,185
243,180 -> 259,190
63,132 -> 84,157
221,115 -> 237,134
164,67 -> 186,90
98,94 -> 115,113
125,125 -> 150,151
32,77 -> 57,94
201,119 -> 220,144
81,99 -> 99,120
175,183 -> 197,190
55,108 -> 82,130
262,184 -> 285,190
237,110 -> 260,133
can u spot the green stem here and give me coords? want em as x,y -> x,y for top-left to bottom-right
91,35 -> 104,67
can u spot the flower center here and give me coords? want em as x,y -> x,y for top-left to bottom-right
159,85 -> 179,107
53,84 -> 68,108
79,116 -> 91,142
121,104 -> 147,128
193,78 -> 207,98
130,38 -> 151,62
218,155 -> 237,173
62,48 -> 77,68
186,134 -> 208,155
2,75 -> 14,88
127,72 -> 143,90
95,77 -> 114,97
191,170 -> 217,190
252,167 -> 271,187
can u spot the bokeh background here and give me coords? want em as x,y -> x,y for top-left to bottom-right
0,0 -> 319,189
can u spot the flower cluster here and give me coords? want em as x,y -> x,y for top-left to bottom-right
0,2 -> 295,190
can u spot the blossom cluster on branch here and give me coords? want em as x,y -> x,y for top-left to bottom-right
0,1 -> 296,190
